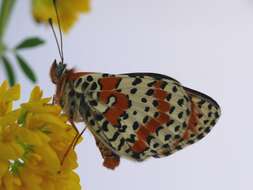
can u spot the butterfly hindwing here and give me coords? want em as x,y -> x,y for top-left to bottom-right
69,72 -> 221,161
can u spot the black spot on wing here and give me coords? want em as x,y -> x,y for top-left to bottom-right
177,99 -> 184,107
90,119 -> 95,126
132,121 -> 139,130
141,97 -> 147,103
118,125 -> 127,133
90,82 -> 98,90
172,86 -> 178,92
143,116 -> 149,123
204,127 -> 211,133
89,100 -> 98,106
102,121 -> 109,132
214,112 -> 220,119
130,88 -> 138,94
122,112 -> 129,120
145,106 -> 150,112
95,114 -> 103,121
87,75 -> 94,82
81,82 -> 89,91
174,125 -> 180,132
69,90 -> 75,97
178,112 -> 184,119
146,89 -> 154,96
164,134 -> 172,141
109,132 -> 120,142
160,81 -> 167,89
146,135 -> 155,145
147,81 -> 156,87
117,138 -> 125,151
169,106 -> 175,113
153,143 -> 159,148
166,93 -> 172,101
75,78 -> 83,88
132,78 -> 142,86
131,152 -> 141,160
126,134 -> 136,143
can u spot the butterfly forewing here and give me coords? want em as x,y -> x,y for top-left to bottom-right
62,73 -> 221,161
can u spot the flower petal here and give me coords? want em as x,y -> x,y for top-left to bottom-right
34,144 -> 60,173
29,86 -> 43,102
0,161 -> 9,186
35,113 -> 69,129
0,110 -> 20,126
15,127 -> 43,146
21,103 -> 61,114
0,81 -> 9,99
32,0 -> 90,32
19,168 -> 43,190
0,142 -> 24,161
2,84 -> 20,102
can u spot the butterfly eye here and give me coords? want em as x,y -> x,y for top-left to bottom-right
56,63 -> 67,77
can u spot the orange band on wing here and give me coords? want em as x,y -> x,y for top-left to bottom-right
131,112 -> 170,153
154,89 -> 168,99
99,77 -> 121,90
157,100 -> 170,112
182,103 -> 198,140
131,126 -> 150,153
99,77 -> 129,126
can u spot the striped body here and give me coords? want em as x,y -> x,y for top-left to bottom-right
59,72 -> 221,163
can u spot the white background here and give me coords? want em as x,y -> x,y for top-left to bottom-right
2,0 -> 251,189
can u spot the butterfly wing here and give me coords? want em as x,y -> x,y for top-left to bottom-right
70,73 -> 221,161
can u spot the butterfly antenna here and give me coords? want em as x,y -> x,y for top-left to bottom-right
49,18 -> 63,62
52,0 -> 64,64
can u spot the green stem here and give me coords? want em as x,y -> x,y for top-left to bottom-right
0,0 -> 16,56
0,42 -> 5,57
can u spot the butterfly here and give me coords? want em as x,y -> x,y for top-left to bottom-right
49,0 -> 221,170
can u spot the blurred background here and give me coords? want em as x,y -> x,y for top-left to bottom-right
1,0 -> 251,189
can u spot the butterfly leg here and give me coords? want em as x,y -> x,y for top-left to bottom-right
94,137 -> 120,170
73,126 -> 87,148
69,119 -> 80,134
60,120 -> 80,165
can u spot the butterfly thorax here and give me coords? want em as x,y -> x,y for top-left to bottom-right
60,80 -> 85,122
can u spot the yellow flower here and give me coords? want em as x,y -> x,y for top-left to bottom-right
0,81 -> 81,190
32,0 -> 90,32
0,81 -> 20,116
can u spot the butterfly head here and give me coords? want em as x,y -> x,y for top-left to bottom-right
50,60 -> 67,84
50,59 -> 71,105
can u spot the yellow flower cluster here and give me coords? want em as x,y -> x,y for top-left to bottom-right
32,0 -> 90,32
0,81 -> 81,190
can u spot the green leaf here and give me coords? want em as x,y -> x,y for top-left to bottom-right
15,54 -> 37,83
0,0 -> 16,43
15,37 -> 45,50
1,55 -> 16,86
